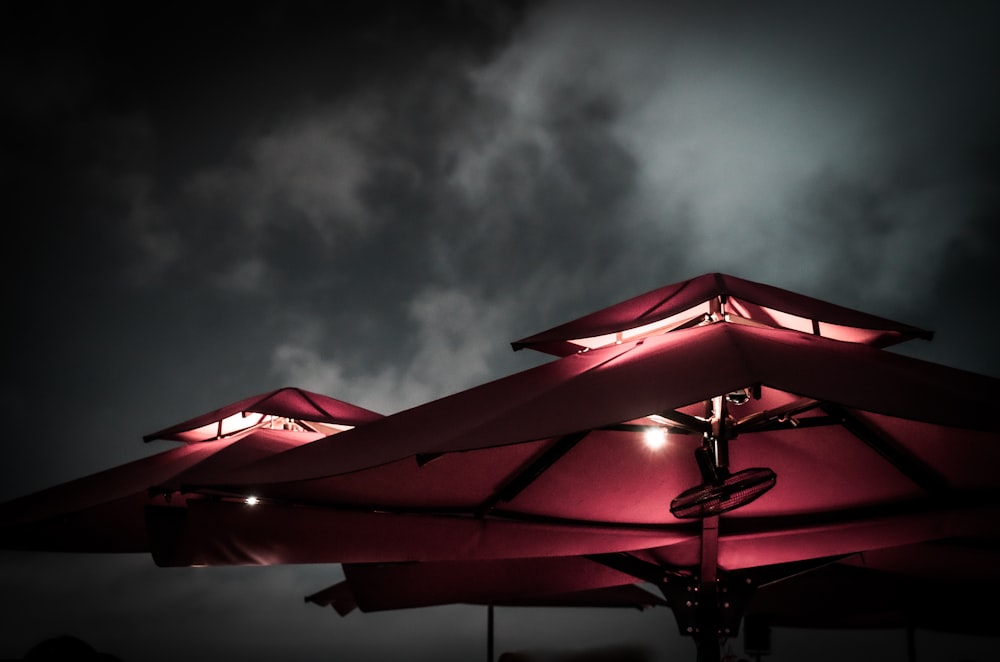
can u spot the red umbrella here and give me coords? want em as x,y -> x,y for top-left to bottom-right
5,276 -> 999,661
143,385 -> 383,443
336,557 -> 653,613
0,387 -> 381,552
306,561 -> 666,662
310,545 -> 998,660
146,275 -> 1000,661
511,272 -> 933,355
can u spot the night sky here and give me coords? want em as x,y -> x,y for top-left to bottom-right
3,1 -> 1000,660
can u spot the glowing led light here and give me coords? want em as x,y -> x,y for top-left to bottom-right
643,427 -> 667,450
244,496 -> 260,506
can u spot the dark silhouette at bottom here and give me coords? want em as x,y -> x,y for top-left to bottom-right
499,646 -> 652,662
22,635 -> 122,662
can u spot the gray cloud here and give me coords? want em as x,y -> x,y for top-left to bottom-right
457,0 -> 1000,313
270,286 -> 520,413
187,106 -> 379,241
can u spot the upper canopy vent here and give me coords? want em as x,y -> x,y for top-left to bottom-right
143,387 -> 383,444
512,273 -> 933,356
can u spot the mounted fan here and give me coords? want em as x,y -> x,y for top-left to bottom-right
670,446 -> 776,519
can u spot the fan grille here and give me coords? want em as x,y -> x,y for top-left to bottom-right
670,467 -> 776,519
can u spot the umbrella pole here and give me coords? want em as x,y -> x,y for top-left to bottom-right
487,603 -> 494,662
696,515 -> 722,662
695,393 -> 726,662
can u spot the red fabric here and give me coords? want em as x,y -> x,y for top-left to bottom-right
715,503 -> 1000,570
0,429 -> 321,552
146,499 -> 694,566
341,557 -> 643,611
3,280 -> 998,634
310,566 -> 662,615
512,273 -> 933,354
8,323 -> 1000,576
143,387 -> 382,442
207,323 -> 1000,490
141,321 -> 1000,602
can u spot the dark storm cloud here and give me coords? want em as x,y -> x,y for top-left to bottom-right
2,0 -> 539,494
16,0 -> 994,422
64,0 -> 648,412
447,0 -> 1000,375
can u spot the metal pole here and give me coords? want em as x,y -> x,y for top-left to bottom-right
695,393 -> 727,662
487,603 -> 495,662
696,514 -> 721,662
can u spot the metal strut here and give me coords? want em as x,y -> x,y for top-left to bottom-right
696,395 -> 727,662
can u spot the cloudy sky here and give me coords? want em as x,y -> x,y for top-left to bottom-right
2,0 -> 999,660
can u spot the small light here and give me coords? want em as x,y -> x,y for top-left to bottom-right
643,427 -> 667,450
244,496 -> 260,506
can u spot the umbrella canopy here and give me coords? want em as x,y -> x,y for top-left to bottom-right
306,562 -> 666,616
295,536 -> 998,662
307,564 -> 667,662
3,276 -> 997,661
511,272 -> 934,355
178,323 -> 1000,513
0,429 -> 320,552
143,386 -> 383,443
145,280 -> 1000,660
0,388 -> 380,552
305,543 -> 998,644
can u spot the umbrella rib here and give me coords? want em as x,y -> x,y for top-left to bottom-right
823,404 -> 951,496
732,397 -> 823,432
486,507 -> 698,531
295,419 -> 318,433
654,409 -> 713,434
475,430 -> 590,518
718,493 -> 1000,535
601,423 -> 697,435
178,487 -> 694,531
596,410 -> 710,435
751,553 -> 858,589
585,552 -> 675,585
736,415 -> 839,433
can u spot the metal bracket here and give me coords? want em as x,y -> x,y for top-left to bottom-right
660,573 -> 757,639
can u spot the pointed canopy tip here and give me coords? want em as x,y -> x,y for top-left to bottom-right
512,272 -> 934,356
142,386 -> 383,444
